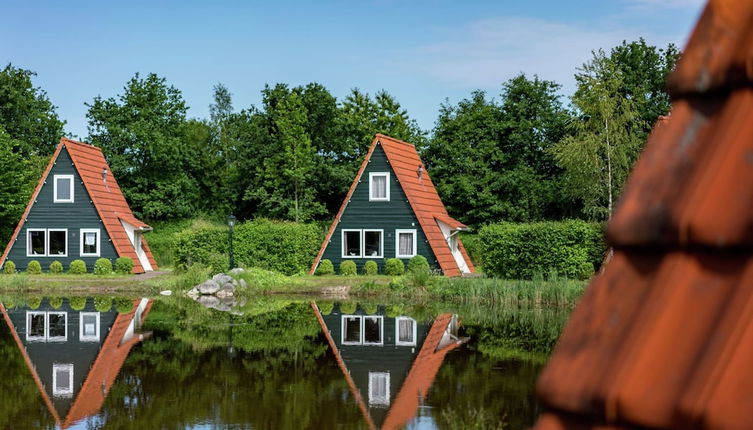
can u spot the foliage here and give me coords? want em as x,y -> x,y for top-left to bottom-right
174,218 -> 322,275
363,260 -> 378,275
69,259 -> 87,275
94,297 -> 112,312
339,301 -> 357,314
428,276 -> 585,305
69,296 -> 87,310
460,234 -> 484,269
27,296 -> 40,309
479,220 -> 604,279
3,260 -> 16,274
94,258 -> 113,275
115,257 -> 134,274
232,268 -> 291,293
25,260 -> 41,275
384,258 -> 405,276
407,255 -> 430,275
48,296 -> 63,309
315,259 -> 334,276
407,267 -> 431,289
49,260 -> 63,274
169,264 -> 212,292
317,301 -> 334,315
0,127 -> 43,245
339,260 -> 357,276
116,297 -> 134,313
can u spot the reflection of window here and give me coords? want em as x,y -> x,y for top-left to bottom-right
369,172 -> 390,201
52,364 -> 74,397
54,175 -> 74,203
342,230 -> 362,258
47,312 -> 67,341
395,229 -> 417,258
369,372 -> 390,406
27,229 -> 46,256
363,230 -> 383,258
396,317 -> 417,346
25,311 -> 68,342
341,315 -> 383,345
79,312 -> 100,341
80,229 -> 100,257
48,229 -> 67,256
27,312 -> 46,341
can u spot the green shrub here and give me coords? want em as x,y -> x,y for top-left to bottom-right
339,260 -> 357,276
339,302 -> 357,315
363,303 -> 378,314
94,297 -> 112,312
407,255 -> 430,275
115,257 -> 133,274
388,276 -> 408,292
3,261 -> 16,274
69,260 -> 87,275
49,261 -> 63,274
479,220 -> 606,280
174,218 -> 323,275
115,298 -> 134,313
407,267 -> 431,289
94,258 -> 113,275
26,260 -> 42,275
206,253 -> 229,274
460,234 -> 484,268
315,259 -> 335,276
69,297 -> 87,311
363,260 -> 378,275
317,301 -> 334,315
28,297 -> 41,309
384,258 -> 405,276
48,297 -> 63,309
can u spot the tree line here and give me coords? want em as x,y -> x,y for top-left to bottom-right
0,38 -> 679,244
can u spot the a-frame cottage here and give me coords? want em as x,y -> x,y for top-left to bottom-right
310,134 -> 474,276
0,138 -> 157,274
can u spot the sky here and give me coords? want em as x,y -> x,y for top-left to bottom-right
1,0 -> 705,139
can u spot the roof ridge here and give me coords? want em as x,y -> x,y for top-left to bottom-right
60,137 -> 102,151
375,133 -> 415,147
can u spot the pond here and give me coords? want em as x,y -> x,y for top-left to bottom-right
0,294 -> 570,429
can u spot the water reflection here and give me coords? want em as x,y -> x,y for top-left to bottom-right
313,302 -> 466,430
0,297 -> 150,429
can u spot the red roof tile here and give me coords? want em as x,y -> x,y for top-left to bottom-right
533,1 -> 753,429
309,134 -> 475,276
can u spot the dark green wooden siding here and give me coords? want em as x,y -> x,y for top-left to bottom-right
320,144 -> 438,273
4,146 -> 119,271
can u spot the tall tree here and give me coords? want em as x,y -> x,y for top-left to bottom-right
0,64 -> 65,156
86,73 -> 198,220
0,127 -> 41,244
551,50 -> 644,220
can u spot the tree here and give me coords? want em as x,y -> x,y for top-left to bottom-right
551,50 -> 644,220
0,64 -> 65,157
86,73 -> 198,220
0,127 -> 43,244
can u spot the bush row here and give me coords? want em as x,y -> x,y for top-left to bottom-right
315,255 -> 430,276
3,296 -> 135,313
478,220 -> 606,280
173,218 -> 324,275
2,257 -> 134,275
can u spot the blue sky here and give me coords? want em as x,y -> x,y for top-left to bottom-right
1,0 -> 704,139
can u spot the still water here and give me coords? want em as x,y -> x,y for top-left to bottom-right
0,295 -> 569,429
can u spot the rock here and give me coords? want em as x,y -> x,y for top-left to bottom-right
212,273 -> 233,286
229,267 -> 245,275
187,287 -> 200,298
197,279 -> 221,295
216,288 -> 234,298
197,295 -> 220,308
239,279 -> 248,289
160,290 -> 173,296
196,294 -> 237,312
321,285 -> 350,295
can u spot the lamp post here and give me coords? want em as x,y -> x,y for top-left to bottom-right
227,214 -> 236,270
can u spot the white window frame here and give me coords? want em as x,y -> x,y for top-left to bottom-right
47,229 -> 68,257
26,228 -> 47,257
26,311 -> 47,341
363,315 -> 384,345
53,174 -> 75,203
369,172 -> 390,202
341,315 -> 362,345
79,312 -> 100,342
395,229 -> 417,258
368,371 -> 390,406
362,229 -> 384,259
342,229 -> 363,258
46,312 -> 68,342
52,363 -> 74,397
80,229 -> 101,257
395,316 -> 417,346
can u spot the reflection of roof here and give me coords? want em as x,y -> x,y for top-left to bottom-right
534,1 -> 753,429
0,300 -> 152,429
310,134 -> 475,277
0,138 -> 157,273
311,302 -> 461,430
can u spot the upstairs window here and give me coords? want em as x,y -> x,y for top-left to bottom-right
369,372 -> 390,406
395,229 -> 417,258
52,364 -> 74,397
369,172 -> 390,201
54,175 -> 74,203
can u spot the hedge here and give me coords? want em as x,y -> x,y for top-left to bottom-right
479,220 -> 606,280
174,218 -> 323,275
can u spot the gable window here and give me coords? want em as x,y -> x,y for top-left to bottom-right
53,175 -> 74,203
363,230 -> 383,258
27,229 -> 46,256
395,229 -> 417,258
48,229 -> 67,256
25,311 -> 68,342
80,229 -> 100,257
448,234 -> 458,252
342,230 -> 362,258
396,317 -> 417,346
341,315 -> 384,346
79,312 -> 100,342
368,372 -> 390,406
52,364 -> 74,397
369,172 -> 390,201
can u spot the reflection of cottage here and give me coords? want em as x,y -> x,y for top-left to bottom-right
312,302 -> 465,429
0,297 -> 152,428
309,134 -> 475,276
0,138 -> 158,273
